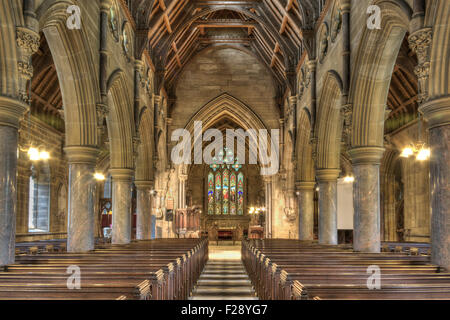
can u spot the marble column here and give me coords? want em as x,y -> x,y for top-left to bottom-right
135,180 -> 153,240
420,97 -> 450,270
0,97 -> 28,266
110,168 -> 134,244
264,177 -> 273,238
65,146 -> 99,252
316,169 -> 340,245
349,147 -> 385,253
296,181 -> 315,241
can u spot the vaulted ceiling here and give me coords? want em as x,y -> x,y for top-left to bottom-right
127,0 -> 326,97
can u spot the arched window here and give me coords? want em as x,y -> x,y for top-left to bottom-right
207,148 -> 244,215
28,164 -> 50,232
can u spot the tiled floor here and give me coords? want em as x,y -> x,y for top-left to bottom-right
189,243 -> 258,300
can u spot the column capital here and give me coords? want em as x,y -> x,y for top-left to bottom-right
316,168 -> 340,181
420,96 -> 450,129
134,180 -> 154,190
109,168 -> 134,181
0,95 -> 29,128
64,146 -> 99,164
100,0 -> 113,11
295,181 -> 316,191
340,0 -> 351,13
348,146 -> 385,165
179,174 -> 188,181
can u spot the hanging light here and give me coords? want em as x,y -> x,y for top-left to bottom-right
39,151 -> 50,160
28,147 -> 40,161
400,147 -> 414,158
344,176 -> 355,183
416,147 -> 430,161
94,173 -> 106,181
400,112 -> 431,161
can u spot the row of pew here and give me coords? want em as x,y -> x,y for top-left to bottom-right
0,238 -> 208,300
242,239 -> 450,300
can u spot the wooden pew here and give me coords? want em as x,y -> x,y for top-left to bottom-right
242,239 -> 450,300
0,238 -> 208,300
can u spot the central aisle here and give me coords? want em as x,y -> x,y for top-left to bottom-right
189,242 -> 258,300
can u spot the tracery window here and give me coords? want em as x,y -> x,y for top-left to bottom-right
207,148 -> 244,215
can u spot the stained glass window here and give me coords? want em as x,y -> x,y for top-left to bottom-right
207,148 -> 244,215
237,172 -> 244,215
207,172 -> 214,215
215,173 -> 222,215
230,173 -> 236,215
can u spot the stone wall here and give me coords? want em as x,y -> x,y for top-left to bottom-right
17,115 -> 68,239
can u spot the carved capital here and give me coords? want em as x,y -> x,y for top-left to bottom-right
408,28 -> 433,104
109,168 -> 135,181
0,95 -> 29,128
316,168 -> 340,182
64,146 -> 99,165
348,146 -> 385,165
16,27 -> 40,56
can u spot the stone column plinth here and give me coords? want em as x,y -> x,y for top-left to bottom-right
65,146 -> 99,252
349,147 -> 385,253
0,97 -> 28,266
135,180 -> 153,240
420,97 -> 450,270
110,169 -> 134,244
296,181 -> 315,241
316,169 -> 340,245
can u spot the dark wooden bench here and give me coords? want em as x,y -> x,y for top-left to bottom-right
242,239 -> 450,300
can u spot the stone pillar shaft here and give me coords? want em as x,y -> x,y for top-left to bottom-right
65,146 -> 99,252
317,169 -> 340,245
420,97 -> 450,270
349,147 -> 384,253
264,178 -> 273,238
0,125 -> 18,266
135,181 -> 153,240
297,182 -> 315,241
110,169 -> 134,244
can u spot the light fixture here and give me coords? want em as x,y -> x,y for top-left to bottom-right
39,151 -> 50,160
416,147 -> 430,161
94,173 -> 106,181
400,112 -> 430,161
344,176 -> 355,183
27,147 -> 40,161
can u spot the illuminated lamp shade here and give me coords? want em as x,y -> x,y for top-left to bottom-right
39,151 -> 50,160
94,173 -> 106,181
27,148 -> 40,161
344,176 -> 355,183
400,147 -> 414,158
416,148 -> 430,161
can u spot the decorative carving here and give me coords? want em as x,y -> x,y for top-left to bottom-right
122,22 -> 132,61
318,23 -> 329,64
16,27 -> 40,56
408,28 -> 432,104
109,4 -> 120,42
330,5 -> 342,43
340,103 -> 353,146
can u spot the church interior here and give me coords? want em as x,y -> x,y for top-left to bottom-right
0,0 -> 449,301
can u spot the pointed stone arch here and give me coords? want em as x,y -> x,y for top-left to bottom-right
106,69 -> 135,169
316,70 -> 344,169
349,0 -> 412,148
182,93 -> 278,169
37,0 -> 100,146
